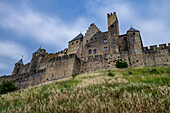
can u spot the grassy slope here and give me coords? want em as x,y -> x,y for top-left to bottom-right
0,66 -> 169,113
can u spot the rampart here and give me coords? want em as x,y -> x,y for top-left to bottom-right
0,54 -> 81,89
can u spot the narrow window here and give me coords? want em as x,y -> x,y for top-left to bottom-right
104,47 -> 108,51
72,42 -> 74,45
86,40 -> 88,43
76,41 -> 78,43
93,49 -> 97,54
104,39 -> 107,43
133,32 -> 135,35
89,49 -> 92,54
87,45 -> 90,48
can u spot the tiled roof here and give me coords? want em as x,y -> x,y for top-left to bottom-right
69,33 -> 83,42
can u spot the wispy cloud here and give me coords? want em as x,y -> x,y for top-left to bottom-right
0,40 -> 28,60
86,0 -> 170,46
0,40 -> 28,74
0,2 -> 89,50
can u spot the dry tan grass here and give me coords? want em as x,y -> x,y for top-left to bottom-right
0,67 -> 169,113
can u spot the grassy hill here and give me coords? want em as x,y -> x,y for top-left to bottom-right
0,66 -> 169,113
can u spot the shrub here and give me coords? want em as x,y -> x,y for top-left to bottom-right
71,74 -> 77,79
116,60 -> 128,68
128,71 -> 133,75
0,79 -> 17,94
150,68 -> 157,73
108,71 -> 115,77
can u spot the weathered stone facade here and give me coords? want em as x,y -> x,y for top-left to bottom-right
0,12 -> 170,89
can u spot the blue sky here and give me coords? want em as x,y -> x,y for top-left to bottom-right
0,0 -> 170,76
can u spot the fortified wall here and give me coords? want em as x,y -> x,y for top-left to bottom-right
0,12 -> 170,89
0,54 -> 81,89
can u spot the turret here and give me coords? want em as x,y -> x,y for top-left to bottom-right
107,12 -> 119,54
28,47 -> 46,73
12,58 -> 24,75
68,33 -> 83,57
127,27 -> 143,55
107,12 -> 119,36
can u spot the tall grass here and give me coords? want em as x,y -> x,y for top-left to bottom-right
0,66 -> 169,113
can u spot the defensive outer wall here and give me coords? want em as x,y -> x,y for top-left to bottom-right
0,12 -> 170,89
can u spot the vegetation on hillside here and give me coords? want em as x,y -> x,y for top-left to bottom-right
0,66 -> 169,113
115,60 -> 128,68
0,79 -> 17,94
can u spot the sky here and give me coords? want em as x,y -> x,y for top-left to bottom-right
0,0 -> 170,76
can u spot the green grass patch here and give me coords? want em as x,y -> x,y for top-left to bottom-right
0,66 -> 169,113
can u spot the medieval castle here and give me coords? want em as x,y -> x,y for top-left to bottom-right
0,12 -> 170,89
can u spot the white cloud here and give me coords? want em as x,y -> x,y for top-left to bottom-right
0,40 -> 29,72
86,0 -> 170,46
0,40 -> 29,60
0,61 -> 9,71
0,2 -> 89,50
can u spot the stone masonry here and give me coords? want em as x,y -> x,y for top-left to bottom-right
0,12 -> 170,89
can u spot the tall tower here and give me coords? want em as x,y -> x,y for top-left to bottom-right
107,12 -> 119,36
126,27 -> 144,67
107,12 -> 119,54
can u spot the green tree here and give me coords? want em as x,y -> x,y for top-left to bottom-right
0,79 -> 17,94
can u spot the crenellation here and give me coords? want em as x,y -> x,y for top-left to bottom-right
107,12 -> 116,17
144,46 -> 149,51
150,45 -> 157,50
159,43 -> 167,49
0,11 -> 169,89
168,43 -> 170,47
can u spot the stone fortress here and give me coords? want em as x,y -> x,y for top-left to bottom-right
0,12 -> 170,89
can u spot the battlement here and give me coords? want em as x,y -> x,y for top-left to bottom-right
56,48 -> 68,56
48,54 -> 77,62
1,11 -> 169,90
144,43 -> 170,52
107,12 -> 116,17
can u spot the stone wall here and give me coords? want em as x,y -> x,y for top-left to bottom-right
143,43 -> 170,66
43,54 -> 80,81
0,69 -> 45,89
0,54 -> 81,89
0,12 -> 170,90
80,54 -> 121,73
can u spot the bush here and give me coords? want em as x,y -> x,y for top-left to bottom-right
0,79 -> 17,94
108,71 -> 115,77
116,60 -> 128,68
128,71 -> 133,75
71,74 -> 77,79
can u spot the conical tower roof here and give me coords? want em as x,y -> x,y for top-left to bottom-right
16,58 -> 24,65
128,27 -> 139,32
35,47 -> 41,54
